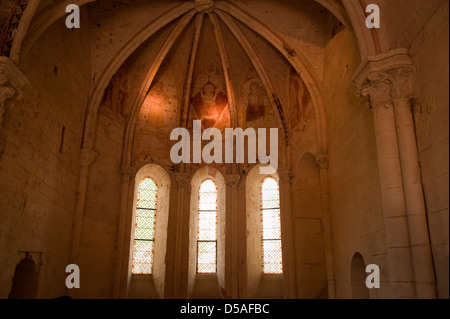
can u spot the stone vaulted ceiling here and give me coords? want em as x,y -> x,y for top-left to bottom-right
91,0 -> 341,151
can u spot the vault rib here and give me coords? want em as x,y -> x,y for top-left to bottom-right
215,11 -> 288,144
21,0 -> 97,59
180,13 -> 205,129
121,11 -> 196,167
208,13 -> 237,129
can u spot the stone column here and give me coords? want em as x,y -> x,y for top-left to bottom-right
236,176 -> 247,298
67,148 -> 97,297
355,64 -> 416,298
278,168 -> 297,298
163,172 -> 179,298
112,166 -> 134,299
225,174 -> 241,298
389,67 -> 437,298
315,151 -> 336,299
173,172 -> 189,298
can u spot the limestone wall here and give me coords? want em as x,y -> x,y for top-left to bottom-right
323,28 -> 388,298
410,10 -> 449,298
0,17 -> 91,298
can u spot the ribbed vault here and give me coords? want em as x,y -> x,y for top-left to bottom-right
16,0 -> 356,166
76,0 -> 344,168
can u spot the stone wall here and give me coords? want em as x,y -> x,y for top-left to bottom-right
0,16 -> 90,298
410,9 -> 449,298
323,28 -> 388,298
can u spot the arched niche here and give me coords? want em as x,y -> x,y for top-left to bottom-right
188,166 -> 226,299
245,164 -> 283,299
292,153 -> 328,298
351,252 -> 370,299
127,163 -> 171,299
8,253 -> 39,299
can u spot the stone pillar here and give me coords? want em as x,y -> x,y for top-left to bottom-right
236,176 -> 247,298
354,49 -> 437,298
112,166 -> 134,299
389,67 -> 437,298
354,53 -> 416,298
278,168 -> 297,298
225,174 -> 241,298
67,148 -> 97,297
163,172 -> 179,298
173,172 -> 189,298
315,151 -> 336,299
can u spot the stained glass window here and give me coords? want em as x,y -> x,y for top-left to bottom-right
261,177 -> 283,274
197,179 -> 218,273
132,178 -> 157,274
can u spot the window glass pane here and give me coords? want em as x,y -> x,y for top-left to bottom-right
132,178 -> 157,274
197,211 -> 217,241
132,240 -> 154,274
199,179 -> 217,211
261,178 -> 280,209
262,240 -> 283,274
135,209 -> 156,240
197,241 -> 217,273
137,178 -> 157,209
262,208 -> 281,239
261,177 -> 282,274
197,179 -> 217,273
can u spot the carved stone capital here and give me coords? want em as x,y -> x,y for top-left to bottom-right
353,48 -> 415,109
359,71 -> 392,108
175,172 -> 189,185
226,174 -> 241,189
388,65 -> 415,100
80,149 -> 97,167
278,168 -> 293,183
195,0 -> 214,12
315,151 -> 329,170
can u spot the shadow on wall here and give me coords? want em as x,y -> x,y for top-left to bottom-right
292,153 -> 328,299
8,253 -> 40,299
351,252 -> 369,299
